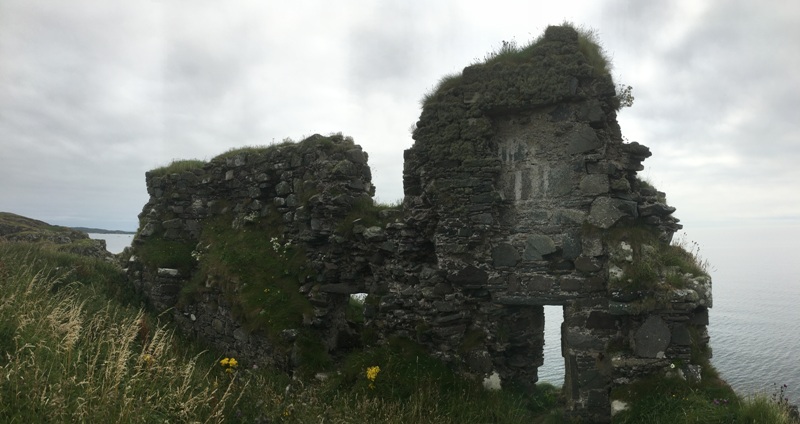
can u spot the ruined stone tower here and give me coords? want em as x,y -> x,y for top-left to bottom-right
369,25 -> 711,422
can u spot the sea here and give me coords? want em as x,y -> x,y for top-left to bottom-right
89,224 -> 800,404
88,233 -> 135,255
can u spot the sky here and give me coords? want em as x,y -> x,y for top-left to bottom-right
1,0 -> 799,234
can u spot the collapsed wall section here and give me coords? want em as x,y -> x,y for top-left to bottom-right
126,134 -> 388,371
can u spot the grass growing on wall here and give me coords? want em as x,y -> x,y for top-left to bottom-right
335,196 -> 401,235
136,235 -> 195,274
186,212 -> 313,338
606,223 -> 710,292
421,22 -> 613,107
149,159 -> 206,176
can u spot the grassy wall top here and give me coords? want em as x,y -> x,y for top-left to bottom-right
148,133 -> 358,177
420,23 -> 614,109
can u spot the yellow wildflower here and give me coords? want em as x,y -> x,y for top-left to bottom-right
366,365 -> 380,389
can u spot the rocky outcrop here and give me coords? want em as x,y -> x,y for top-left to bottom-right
127,25 -> 711,422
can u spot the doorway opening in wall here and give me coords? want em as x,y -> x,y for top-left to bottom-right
346,293 -> 368,324
539,305 -> 565,386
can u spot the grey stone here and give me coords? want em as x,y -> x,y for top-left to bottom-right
530,275 -> 556,291
586,311 -> 616,330
565,330 -> 604,350
577,99 -> 605,125
565,125 -> 603,155
574,256 -> 602,272
579,174 -> 609,196
275,181 -> 292,196
140,222 -> 156,237
582,235 -> 604,257
162,218 -> 182,229
157,268 -> 180,277
689,308 -> 709,326
562,232 -> 582,260
448,266 -> 488,287
588,197 -> 636,229
492,243 -> 520,267
211,318 -> 224,333
319,283 -> 359,294
555,209 -> 586,225
634,316 -> 671,358
671,323 -> 692,346
547,164 -> 575,197
610,177 -> 631,191
639,203 -> 677,217
560,277 -> 584,291
233,328 -> 247,341
363,226 -> 386,241
524,235 -> 557,260
346,148 -> 368,164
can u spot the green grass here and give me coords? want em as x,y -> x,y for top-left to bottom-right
149,159 -> 206,176
421,22 -> 613,107
186,212 -> 313,338
335,196 -> 401,236
136,235 -> 195,274
606,223 -> 709,292
612,373 -> 798,423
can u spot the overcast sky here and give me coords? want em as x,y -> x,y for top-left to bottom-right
1,0 -> 798,233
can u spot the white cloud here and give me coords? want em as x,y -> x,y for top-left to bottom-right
0,0 -> 798,230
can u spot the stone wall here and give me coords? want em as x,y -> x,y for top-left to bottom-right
127,25 -> 712,423
126,134 -> 387,370
368,25 -> 710,422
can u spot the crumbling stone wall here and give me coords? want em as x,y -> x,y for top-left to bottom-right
368,25 -> 710,422
127,25 -> 712,423
126,134 -> 384,369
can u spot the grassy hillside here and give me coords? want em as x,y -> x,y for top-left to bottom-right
0,236 -> 796,422
0,212 -> 110,258
0,241 -> 559,423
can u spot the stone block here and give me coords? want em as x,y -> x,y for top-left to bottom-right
492,243 -> 520,267
560,276 -> 585,292
529,275 -> 556,291
547,164 -> 575,197
580,174 -> 609,196
524,235 -> 557,260
565,126 -> 603,155
574,255 -> 602,273
565,330 -> 605,350
586,311 -> 616,330
671,323 -> 692,346
162,218 -> 182,229
634,316 -> 671,358
448,266 -> 488,287
689,307 -> 709,326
